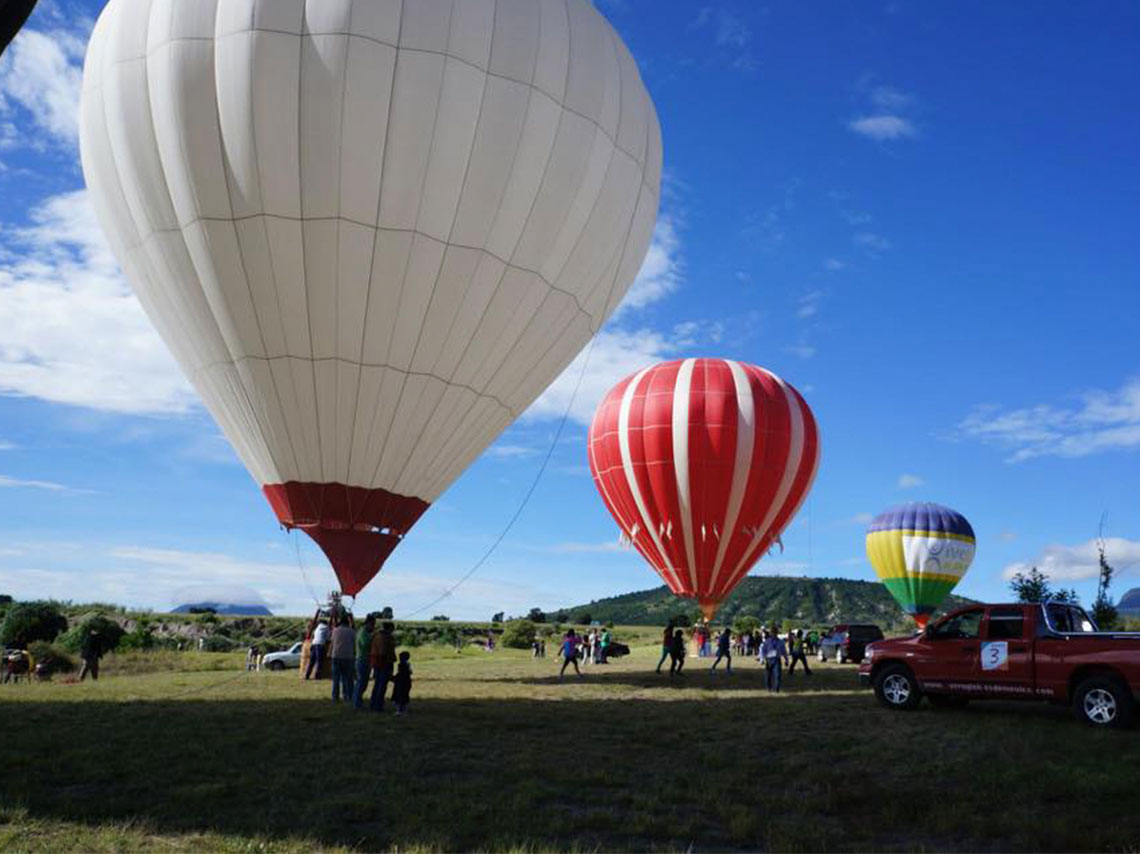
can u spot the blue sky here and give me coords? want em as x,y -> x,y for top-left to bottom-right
1,0 -> 1138,619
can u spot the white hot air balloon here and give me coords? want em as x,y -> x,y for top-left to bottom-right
80,0 -> 661,595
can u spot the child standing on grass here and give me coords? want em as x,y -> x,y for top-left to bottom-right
392,651 -> 412,716
558,629 -> 582,681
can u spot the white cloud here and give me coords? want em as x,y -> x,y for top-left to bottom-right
0,474 -> 92,494
612,214 -> 683,316
691,7 -> 756,71
999,530 -> 1018,543
849,115 -> 917,140
540,541 -> 625,554
957,377 -> 1140,462
1002,538 -> 1140,582
896,473 -> 924,489
526,327 -> 676,425
0,27 -> 86,147
822,258 -> 846,272
0,541 -> 565,618
0,439 -> 16,450
784,343 -> 816,360
870,86 -> 914,112
0,190 -> 196,414
486,443 -> 540,460
796,290 -> 823,319
853,231 -> 892,253
848,81 -> 918,142
848,512 -> 874,526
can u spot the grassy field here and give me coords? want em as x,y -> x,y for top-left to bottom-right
2,636 -> 1139,853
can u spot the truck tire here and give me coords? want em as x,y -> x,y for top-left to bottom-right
1073,676 -> 1135,729
268,660 -> 285,671
873,664 -> 922,711
928,694 -> 969,709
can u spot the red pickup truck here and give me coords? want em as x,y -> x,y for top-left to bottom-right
858,601 -> 1140,728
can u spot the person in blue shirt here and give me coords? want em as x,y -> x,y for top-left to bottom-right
760,629 -> 786,693
710,626 -> 733,674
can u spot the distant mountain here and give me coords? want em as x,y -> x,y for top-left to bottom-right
546,576 -> 975,629
171,602 -> 273,616
1118,587 -> 1140,617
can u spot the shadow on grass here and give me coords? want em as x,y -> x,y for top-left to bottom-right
3,689 -> 1137,852
477,662 -> 851,690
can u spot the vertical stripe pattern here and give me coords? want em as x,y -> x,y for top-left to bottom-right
588,359 -> 821,618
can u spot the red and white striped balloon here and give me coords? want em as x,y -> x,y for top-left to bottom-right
587,359 -> 820,619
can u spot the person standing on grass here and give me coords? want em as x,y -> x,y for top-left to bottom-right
787,629 -> 812,677
599,627 -> 612,664
669,628 -> 686,676
392,651 -> 413,716
784,629 -> 796,667
352,615 -> 375,709
761,630 -> 785,693
558,629 -> 582,681
329,617 -> 356,702
304,619 -> 329,680
710,626 -> 732,674
369,621 -> 397,711
78,629 -> 102,681
655,622 -> 673,673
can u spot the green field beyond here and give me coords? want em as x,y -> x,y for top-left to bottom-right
3,638 -> 1139,852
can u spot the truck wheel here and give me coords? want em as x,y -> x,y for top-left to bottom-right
268,660 -> 284,671
1074,677 -> 1135,729
873,664 -> 922,711
928,694 -> 969,709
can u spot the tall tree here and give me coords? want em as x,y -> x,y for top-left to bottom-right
1091,520 -> 1118,629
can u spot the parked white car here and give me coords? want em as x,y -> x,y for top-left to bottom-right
262,642 -> 303,671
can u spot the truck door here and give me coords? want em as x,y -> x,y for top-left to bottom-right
924,608 -> 984,693
980,607 -> 1033,698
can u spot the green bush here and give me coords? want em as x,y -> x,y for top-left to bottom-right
59,615 -> 125,655
200,635 -> 236,652
118,622 -> 157,651
1,601 -> 69,647
28,641 -> 76,675
499,619 -> 537,650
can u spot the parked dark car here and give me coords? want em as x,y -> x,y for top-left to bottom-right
818,624 -> 884,664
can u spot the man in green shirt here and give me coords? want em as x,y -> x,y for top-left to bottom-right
352,614 -> 375,710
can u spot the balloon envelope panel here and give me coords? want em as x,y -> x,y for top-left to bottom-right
588,359 -> 820,619
79,0 -> 661,594
866,502 -> 975,628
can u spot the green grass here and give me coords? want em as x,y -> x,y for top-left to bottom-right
2,641 -> 1139,852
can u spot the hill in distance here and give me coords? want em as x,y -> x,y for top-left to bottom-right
1118,587 -> 1140,617
171,602 -> 273,617
547,576 -> 975,630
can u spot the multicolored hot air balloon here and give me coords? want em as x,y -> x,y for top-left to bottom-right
865,502 -> 976,629
80,0 -> 661,596
588,359 -> 821,619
